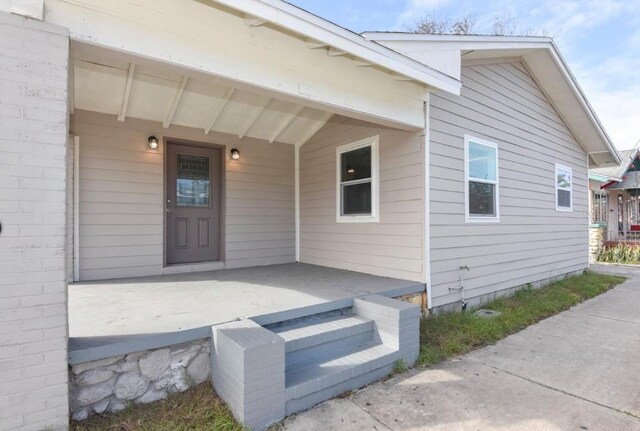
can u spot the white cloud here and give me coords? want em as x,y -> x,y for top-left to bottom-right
587,85 -> 640,150
576,59 -> 640,150
630,29 -> 640,48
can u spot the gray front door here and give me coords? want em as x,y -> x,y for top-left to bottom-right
166,143 -> 222,264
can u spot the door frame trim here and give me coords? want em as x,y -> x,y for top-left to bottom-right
163,137 -> 226,267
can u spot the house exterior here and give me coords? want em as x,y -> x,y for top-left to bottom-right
589,147 -> 640,251
362,33 -> 621,308
0,1 -> 621,430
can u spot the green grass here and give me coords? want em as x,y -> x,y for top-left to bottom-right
418,271 -> 625,366
71,383 -> 244,431
72,271 -> 624,430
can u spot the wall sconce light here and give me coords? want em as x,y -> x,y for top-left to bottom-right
148,136 -> 159,150
230,148 -> 240,160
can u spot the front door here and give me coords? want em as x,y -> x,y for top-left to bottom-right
166,142 -> 222,264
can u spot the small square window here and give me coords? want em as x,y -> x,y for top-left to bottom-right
465,136 -> 499,223
336,137 -> 379,223
176,154 -> 210,208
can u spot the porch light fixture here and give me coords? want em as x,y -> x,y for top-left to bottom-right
148,136 -> 159,150
230,148 -> 240,160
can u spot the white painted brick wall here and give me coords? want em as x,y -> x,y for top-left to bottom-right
0,11 -> 70,431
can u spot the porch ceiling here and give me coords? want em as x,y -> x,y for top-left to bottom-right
71,43 -> 332,146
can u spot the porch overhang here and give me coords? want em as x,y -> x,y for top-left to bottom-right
44,0 -> 460,135
603,171 -> 640,190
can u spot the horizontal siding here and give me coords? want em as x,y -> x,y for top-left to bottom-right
73,110 -> 294,281
429,62 -> 589,307
300,116 -> 425,282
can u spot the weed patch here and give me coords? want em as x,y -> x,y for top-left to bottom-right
419,271 -> 625,366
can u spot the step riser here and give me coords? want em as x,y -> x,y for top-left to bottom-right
285,361 -> 397,416
286,348 -> 399,400
285,330 -> 375,371
281,317 -> 374,353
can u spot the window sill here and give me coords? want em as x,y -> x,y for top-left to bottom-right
556,207 -> 573,212
336,215 -> 379,223
465,216 -> 500,223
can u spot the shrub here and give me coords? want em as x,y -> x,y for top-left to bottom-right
598,241 -> 640,264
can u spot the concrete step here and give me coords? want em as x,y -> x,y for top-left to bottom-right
284,342 -> 400,415
272,314 -> 375,370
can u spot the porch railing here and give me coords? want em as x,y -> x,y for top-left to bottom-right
607,230 -> 640,242
590,191 -> 608,224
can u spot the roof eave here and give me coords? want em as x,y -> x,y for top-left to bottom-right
363,33 -> 620,165
547,41 -> 622,165
362,33 -> 554,44
589,173 -> 621,182
208,0 -> 462,94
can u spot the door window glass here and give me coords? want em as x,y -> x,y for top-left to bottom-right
176,154 -> 210,207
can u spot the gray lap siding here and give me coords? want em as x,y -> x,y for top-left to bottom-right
429,62 -> 588,308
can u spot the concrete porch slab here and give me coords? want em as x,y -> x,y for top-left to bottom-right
69,263 -> 423,362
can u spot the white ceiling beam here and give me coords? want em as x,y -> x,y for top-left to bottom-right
205,87 -> 235,135
297,112 -> 333,147
354,60 -> 376,68
163,75 -> 188,128
305,40 -> 329,49
239,98 -> 271,139
327,48 -> 349,57
269,105 -> 305,143
117,63 -> 135,122
244,17 -> 268,27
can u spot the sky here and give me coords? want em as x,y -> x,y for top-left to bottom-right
289,0 -> 640,150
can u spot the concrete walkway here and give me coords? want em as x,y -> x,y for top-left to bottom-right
282,265 -> 640,431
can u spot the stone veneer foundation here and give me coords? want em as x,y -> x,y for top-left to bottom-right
69,339 -> 210,421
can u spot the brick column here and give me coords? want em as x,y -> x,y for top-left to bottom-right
0,11 -> 70,431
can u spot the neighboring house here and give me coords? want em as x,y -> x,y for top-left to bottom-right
589,147 -> 640,242
0,1 -> 621,430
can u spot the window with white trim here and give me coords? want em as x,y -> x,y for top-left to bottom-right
465,136 -> 499,222
555,164 -> 572,211
336,136 -> 379,223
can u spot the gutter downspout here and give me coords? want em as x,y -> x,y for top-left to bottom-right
423,95 -> 432,313
295,144 -> 300,262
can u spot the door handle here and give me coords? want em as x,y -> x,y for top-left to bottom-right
166,199 -> 172,213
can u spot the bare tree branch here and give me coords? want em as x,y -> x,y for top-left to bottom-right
409,12 -> 559,39
492,14 -> 517,36
412,13 -> 450,34
451,15 -> 476,35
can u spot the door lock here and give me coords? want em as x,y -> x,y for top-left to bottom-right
166,199 -> 172,213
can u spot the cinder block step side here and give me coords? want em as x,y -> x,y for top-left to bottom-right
284,350 -> 399,416
285,343 -> 399,401
272,315 -> 374,353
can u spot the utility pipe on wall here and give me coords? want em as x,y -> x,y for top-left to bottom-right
449,264 -> 469,311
